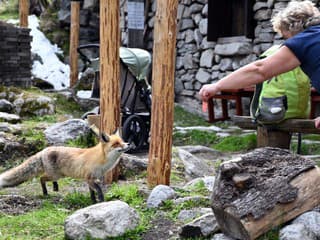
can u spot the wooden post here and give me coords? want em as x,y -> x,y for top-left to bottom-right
19,0 -> 29,28
147,0 -> 178,186
127,0 -> 145,48
100,0 -> 121,183
69,1 -> 80,87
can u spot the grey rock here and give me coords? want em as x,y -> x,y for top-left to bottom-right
177,148 -> 215,179
147,185 -> 176,208
200,49 -> 214,68
44,119 -> 90,145
279,223 -> 317,240
178,208 -> 212,222
65,201 -> 139,240
292,211 -> 320,237
179,213 -> 219,237
215,42 -> 253,56
196,69 -> 211,83
0,99 -> 14,113
211,233 -> 236,240
0,112 -> 20,124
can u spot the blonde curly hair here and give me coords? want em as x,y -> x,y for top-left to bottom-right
272,0 -> 320,36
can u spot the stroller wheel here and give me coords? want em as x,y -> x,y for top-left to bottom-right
122,115 -> 147,153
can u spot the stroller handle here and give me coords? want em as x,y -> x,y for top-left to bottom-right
77,44 -> 100,72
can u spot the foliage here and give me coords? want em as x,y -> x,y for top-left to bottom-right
0,0 -> 19,20
63,191 -> 92,210
66,132 -> 98,148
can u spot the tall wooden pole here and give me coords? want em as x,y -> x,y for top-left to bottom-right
19,0 -> 29,28
69,1 -> 80,87
147,0 -> 178,186
100,0 -> 121,183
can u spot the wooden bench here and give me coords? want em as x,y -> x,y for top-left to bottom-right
232,115 -> 320,149
207,87 -> 254,122
208,87 -> 320,122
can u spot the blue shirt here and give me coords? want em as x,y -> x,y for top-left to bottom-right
284,25 -> 320,91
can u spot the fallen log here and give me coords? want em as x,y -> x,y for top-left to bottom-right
211,147 -> 320,240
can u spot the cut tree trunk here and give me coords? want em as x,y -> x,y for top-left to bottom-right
211,147 -> 320,240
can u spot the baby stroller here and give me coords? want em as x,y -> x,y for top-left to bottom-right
77,44 -> 152,153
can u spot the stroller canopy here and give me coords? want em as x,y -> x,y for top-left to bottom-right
120,47 -> 151,81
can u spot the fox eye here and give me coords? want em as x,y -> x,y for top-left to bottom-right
112,143 -> 120,148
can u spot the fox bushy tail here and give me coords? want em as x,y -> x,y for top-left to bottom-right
0,151 -> 44,188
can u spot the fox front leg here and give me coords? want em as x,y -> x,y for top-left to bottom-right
53,181 -> 59,191
88,181 -> 104,203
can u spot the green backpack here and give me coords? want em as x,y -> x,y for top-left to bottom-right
250,45 -> 311,124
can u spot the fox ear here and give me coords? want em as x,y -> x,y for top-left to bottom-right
112,128 -> 121,136
101,132 -> 110,143
89,124 -> 100,137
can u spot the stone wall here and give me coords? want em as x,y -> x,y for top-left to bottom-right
0,21 -> 32,88
54,0 -> 320,118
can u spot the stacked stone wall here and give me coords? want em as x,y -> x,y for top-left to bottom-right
0,21 -> 32,88
55,0 -> 320,118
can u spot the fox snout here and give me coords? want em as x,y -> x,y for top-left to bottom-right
119,142 -> 130,153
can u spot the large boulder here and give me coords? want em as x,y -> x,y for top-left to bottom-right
65,200 -> 140,240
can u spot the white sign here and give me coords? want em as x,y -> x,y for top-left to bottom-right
127,1 -> 145,30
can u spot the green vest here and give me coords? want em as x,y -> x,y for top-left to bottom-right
251,45 -> 311,124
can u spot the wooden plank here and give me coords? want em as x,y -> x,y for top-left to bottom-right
232,115 -> 320,134
147,0 -> 178,186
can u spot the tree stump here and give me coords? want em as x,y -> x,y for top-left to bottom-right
211,147 -> 320,240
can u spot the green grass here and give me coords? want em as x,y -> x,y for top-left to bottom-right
0,0 -> 19,20
174,105 -> 210,127
0,201 -> 68,240
212,134 -> 257,152
173,129 -> 219,146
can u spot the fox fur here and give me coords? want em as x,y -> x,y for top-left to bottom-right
0,132 -> 129,203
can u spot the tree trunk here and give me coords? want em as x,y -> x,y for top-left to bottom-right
19,0 -> 29,28
99,0 -> 121,184
211,147 -> 320,240
147,0 -> 178,186
69,1 -> 80,87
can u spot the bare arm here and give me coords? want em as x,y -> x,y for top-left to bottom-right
199,46 -> 301,101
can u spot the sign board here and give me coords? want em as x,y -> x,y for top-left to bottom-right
127,1 -> 145,30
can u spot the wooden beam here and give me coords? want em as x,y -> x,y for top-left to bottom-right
69,1 -> 80,87
232,116 -> 320,134
19,0 -> 29,28
147,0 -> 178,186
100,0 -> 121,183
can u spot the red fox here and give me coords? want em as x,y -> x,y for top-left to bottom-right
0,131 -> 129,203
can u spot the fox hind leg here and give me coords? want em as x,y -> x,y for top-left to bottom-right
40,176 -> 49,195
40,176 -> 58,196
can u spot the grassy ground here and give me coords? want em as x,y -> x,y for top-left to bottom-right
0,89 -> 319,240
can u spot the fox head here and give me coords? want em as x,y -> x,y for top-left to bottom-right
100,131 -> 130,169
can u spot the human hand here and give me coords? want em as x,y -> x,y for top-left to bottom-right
199,83 -> 220,102
314,117 -> 320,128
